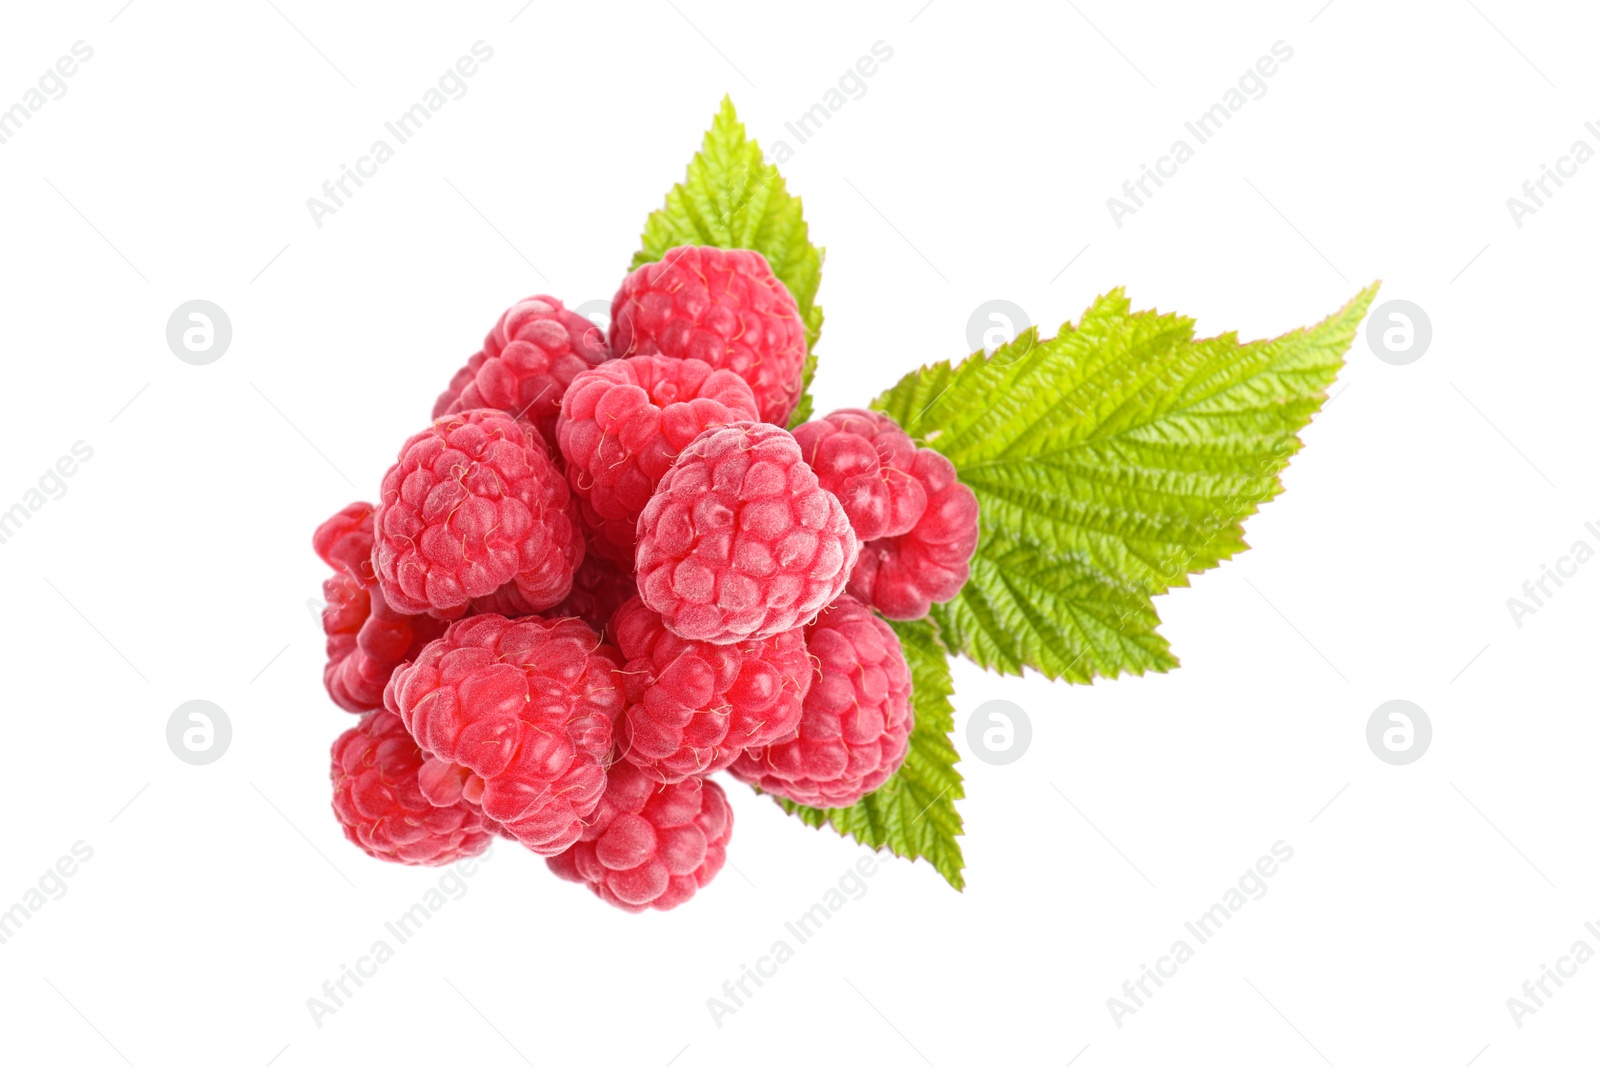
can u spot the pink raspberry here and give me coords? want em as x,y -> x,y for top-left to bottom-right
557,355 -> 758,566
792,408 -> 928,542
612,595 -> 809,782
315,502 -> 448,713
434,295 -> 611,446
731,595 -> 913,808
548,554 -> 637,636
313,500 -> 378,583
321,573 -> 368,710
331,709 -> 495,866
546,759 -> 731,912
848,450 -> 980,620
385,614 -> 622,855
635,423 -> 858,644
373,409 -> 583,618
322,575 -> 449,712
610,246 -> 807,425
461,581 -> 545,618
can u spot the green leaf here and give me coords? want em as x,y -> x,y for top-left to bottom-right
775,618 -> 966,890
631,96 -> 824,428
873,284 -> 1380,682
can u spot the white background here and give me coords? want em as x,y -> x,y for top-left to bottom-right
0,1 -> 1595,1064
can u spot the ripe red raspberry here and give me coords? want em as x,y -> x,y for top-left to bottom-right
546,759 -> 731,912
385,614 -> 622,855
848,450 -> 980,620
434,295 -> 611,446
557,355 -> 758,566
373,409 -> 583,618
792,409 -> 928,542
635,423 -> 858,644
331,709 -> 495,866
731,595 -> 913,808
611,596 -> 809,782
321,574 -> 449,712
315,502 -> 448,712
610,246 -> 807,425
548,554 -> 637,636
313,500 -> 378,582
321,573 -> 368,710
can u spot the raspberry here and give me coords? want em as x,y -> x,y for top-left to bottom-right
435,295 -> 611,446
610,246 -> 807,425
549,554 -> 637,636
315,502 -> 447,712
313,501 -> 377,582
373,409 -> 583,618
546,759 -> 731,912
557,355 -> 758,566
331,709 -> 495,866
322,574 -> 449,712
730,595 -> 913,808
462,581 -> 543,618
635,423 -> 858,644
385,614 -> 623,855
321,573 -> 368,711
792,409 -> 928,542
612,596 -> 809,782
848,450 -> 980,620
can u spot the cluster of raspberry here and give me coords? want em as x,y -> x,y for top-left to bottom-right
318,245 -> 979,912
